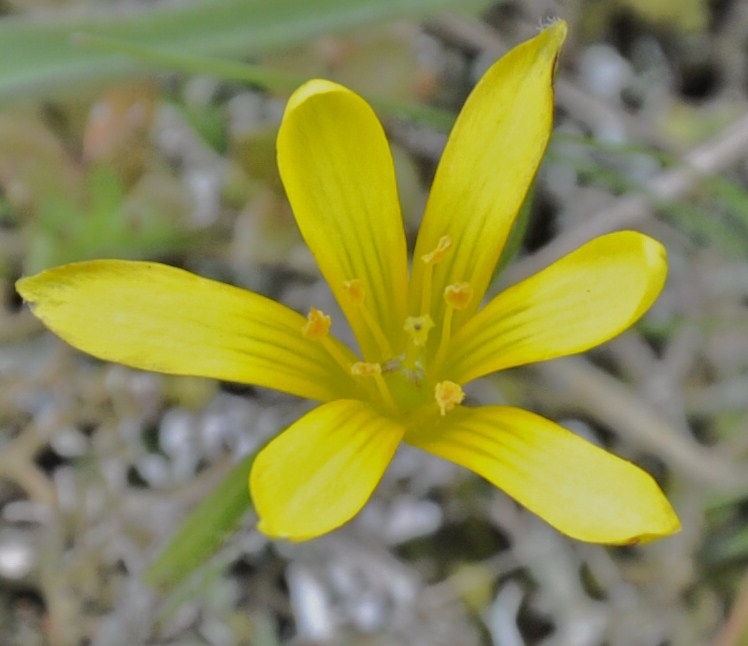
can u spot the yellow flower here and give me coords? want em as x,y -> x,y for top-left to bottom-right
16,21 -> 680,544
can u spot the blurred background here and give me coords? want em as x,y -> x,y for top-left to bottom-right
1,0 -> 748,644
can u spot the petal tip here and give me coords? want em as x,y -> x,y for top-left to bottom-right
571,497 -> 682,547
15,271 -> 58,310
640,232 -> 668,271
629,505 -> 682,545
14,275 -> 33,301
631,231 -> 669,311
285,78 -> 348,114
603,474 -> 681,546
543,18 -> 568,42
535,18 -> 567,58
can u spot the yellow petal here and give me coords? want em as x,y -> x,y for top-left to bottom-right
277,79 -> 408,361
250,400 -> 404,540
446,232 -> 667,384
16,260 -> 358,402
406,406 -> 680,544
409,21 -> 566,330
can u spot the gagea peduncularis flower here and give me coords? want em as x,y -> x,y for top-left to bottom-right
17,21 -> 680,543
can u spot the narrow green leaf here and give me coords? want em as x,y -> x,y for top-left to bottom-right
80,33 -> 458,131
0,0 -> 489,102
76,32 -> 308,93
144,450 -> 258,590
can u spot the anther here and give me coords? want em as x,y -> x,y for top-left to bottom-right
301,307 -> 357,378
351,361 -> 382,377
302,307 -> 331,340
343,279 -> 365,306
351,361 -> 396,409
435,381 -> 465,416
404,314 -> 434,347
444,282 -> 473,311
421,235 -> 452,265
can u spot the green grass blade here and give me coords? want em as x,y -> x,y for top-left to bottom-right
0,0 -> 489,102
79,33 -> 458,130
144,450 -> 258,591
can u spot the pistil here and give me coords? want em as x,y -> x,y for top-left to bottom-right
400,314 -> 433,385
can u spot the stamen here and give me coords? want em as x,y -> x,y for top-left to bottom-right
351,361 -> 396,409
435,381 -> 465,416
343,278 -> 392,359
301,308 -> 353,376
302,307 -> 331,340
403,314 -> 434,347
419,235 -> 452,315
433,282 -> 474,372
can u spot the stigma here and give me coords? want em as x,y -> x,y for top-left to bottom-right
403,314 -> 434,347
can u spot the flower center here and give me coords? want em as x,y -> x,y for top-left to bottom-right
301,238 -> 472,418
351,361 -> 396,409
